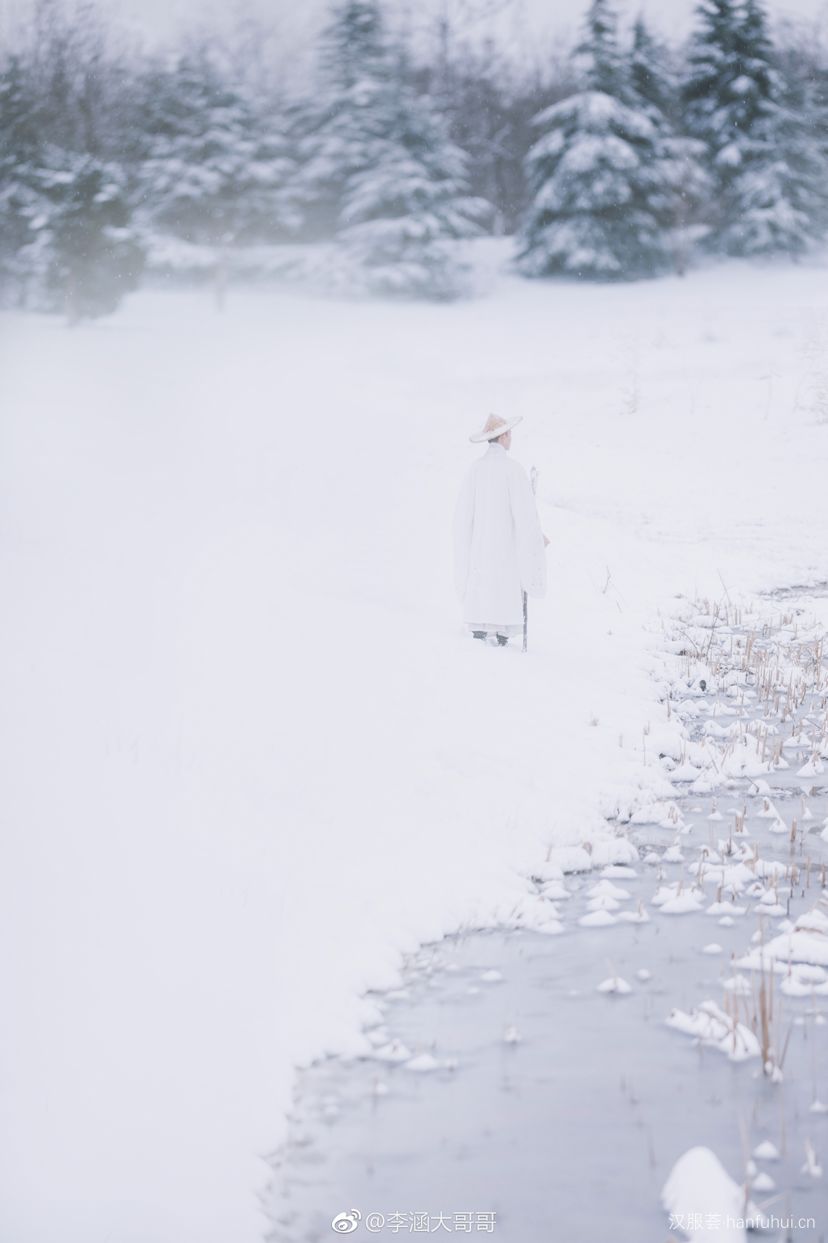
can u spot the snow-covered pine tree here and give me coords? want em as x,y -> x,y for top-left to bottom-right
296,0 -> 487,298
287,0 -> 390,238
136,50 -> 300,248
684,0 -> 827,256
338,75 -> 489,298
630,18 -> 676,119
0,55 -> 46,306
0,50 -> 144,318
425,35 -> 529,236
683,0 -> 744,152
777,50 -> 828,244
726,0 -> 827,255
517,0 -> 679,280
629,19 -> 710,273
32,151 -> 144,321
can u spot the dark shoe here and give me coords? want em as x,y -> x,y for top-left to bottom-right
472,630 -> 487,641
496,634 -> 509,646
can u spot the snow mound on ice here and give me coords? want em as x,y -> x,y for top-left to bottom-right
662,1146 -> 766,1240
597,976 -> 631,994
666,1000 -> 760,1061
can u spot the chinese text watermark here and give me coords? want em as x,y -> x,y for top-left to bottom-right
669,1214 -> 816,1233
331,1210 -> 497,1234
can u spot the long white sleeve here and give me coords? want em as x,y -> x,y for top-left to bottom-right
507,463 -> 547,599
452,468 -> 476,601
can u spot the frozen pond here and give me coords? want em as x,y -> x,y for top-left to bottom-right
266,602 -> 828,1242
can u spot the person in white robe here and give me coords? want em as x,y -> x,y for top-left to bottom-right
453,413 -> 548,645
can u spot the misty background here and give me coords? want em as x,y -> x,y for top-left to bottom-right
4,0 -> 828,49
3,0 -> 828,315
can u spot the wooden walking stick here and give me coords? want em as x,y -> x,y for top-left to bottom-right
523,466 -> 538,654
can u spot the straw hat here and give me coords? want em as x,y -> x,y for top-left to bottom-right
469,413 -> 523,443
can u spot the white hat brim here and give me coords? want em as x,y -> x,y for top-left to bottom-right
469,414 -> 524,443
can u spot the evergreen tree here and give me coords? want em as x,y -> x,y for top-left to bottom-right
1,51 -> 144,317
33,151 -> 145,321
298,0 -> 487,297
684,0 -> 827,256
728,76 -> 828,254
726,0 -> 827,254
0,55 -> 47,305
517,0 -> 681,280
631,18 -> 676,118
629,19 -> 710,273
136,51 -> 300,247
339,73 -> 488,298
291,1 -> 390,237
683,0 -> 745,154
778,45 -> 828,240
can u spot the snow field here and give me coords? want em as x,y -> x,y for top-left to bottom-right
3,249 -> 828,1242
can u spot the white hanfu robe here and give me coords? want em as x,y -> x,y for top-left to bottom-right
453,441 -> 547,635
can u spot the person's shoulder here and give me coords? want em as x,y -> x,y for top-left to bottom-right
506,457 -> 530,481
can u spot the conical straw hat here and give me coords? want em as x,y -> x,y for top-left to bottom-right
469,412 -> 524,443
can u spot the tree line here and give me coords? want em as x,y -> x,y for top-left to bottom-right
1,0 -> 827,317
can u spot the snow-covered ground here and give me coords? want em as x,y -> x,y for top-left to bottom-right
2,242 -> 828,1243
